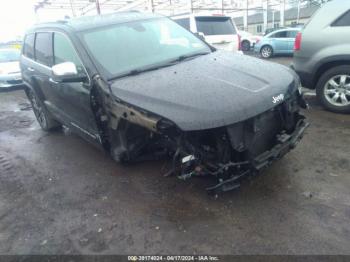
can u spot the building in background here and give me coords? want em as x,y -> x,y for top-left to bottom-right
233,5 -> 319,34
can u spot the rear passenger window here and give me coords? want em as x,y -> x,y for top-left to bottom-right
35,32 -> 53,66
271,31 -> 288,38
23,34 -> 35,59
174,18 -> 190,30
332,10 -> 350,26
287,31 -> 298,38
53,33 -> 83,72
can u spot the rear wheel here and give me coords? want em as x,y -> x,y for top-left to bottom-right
316,65 -> 350,113
260,45 -> 273,59
26,88 -> 61,131
241,40 -> 250,51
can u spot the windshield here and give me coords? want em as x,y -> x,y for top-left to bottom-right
195,16 -> 236,36
0,49 -> 20,63
81,17 -> 211,79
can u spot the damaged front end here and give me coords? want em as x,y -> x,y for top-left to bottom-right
93,76 -> 309,194
162,96 -> 309,194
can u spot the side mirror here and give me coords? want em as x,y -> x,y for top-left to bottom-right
51,62 -> 87,83
194,32 -> 205,41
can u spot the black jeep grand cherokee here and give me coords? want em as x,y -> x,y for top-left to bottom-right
20,12 -> 308,193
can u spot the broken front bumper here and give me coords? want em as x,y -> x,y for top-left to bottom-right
206,118 -> 309,194
253,118 -> 309,170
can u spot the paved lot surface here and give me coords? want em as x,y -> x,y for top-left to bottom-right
0,56 -> 350,255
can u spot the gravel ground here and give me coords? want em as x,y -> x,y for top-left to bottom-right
0,56 -> 349,255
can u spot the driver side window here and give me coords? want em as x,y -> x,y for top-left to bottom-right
53,33 -> 84,73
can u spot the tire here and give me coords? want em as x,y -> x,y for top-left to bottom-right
241,40 -> 250,51
315,65 -> 350,114
260,45 -> 273,59
26,87 -> 61,131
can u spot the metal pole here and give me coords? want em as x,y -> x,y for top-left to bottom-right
246,0 -> 248,31
150,0 -> 154,12
297,0 -> 301,23
69,0 -> 76,17
221,0 -> 224,15
280,0 -> 285,27
96,0 -> 101,15
263,0 -> 268,33
190,0 -> 193,13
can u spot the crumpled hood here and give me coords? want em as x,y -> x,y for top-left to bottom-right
109,50 -> 298,131
0,61 -> 20,75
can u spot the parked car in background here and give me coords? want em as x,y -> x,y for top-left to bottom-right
292,0 -> 350,113
20,12 -> 308,193
238,30 -> 261,51
264,26 -> 288,35
255,28 -> 300,58
171,14 -> 241,53
0,48 -> 23,90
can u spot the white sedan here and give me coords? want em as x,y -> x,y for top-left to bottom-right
0,48 -> 23,90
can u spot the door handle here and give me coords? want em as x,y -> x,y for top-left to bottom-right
27,67 -> 35,72
49,78 -> 59,84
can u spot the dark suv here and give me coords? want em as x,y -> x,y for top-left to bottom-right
20,12 -> 308,193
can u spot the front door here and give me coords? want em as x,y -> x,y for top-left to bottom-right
48,32 -> 99,140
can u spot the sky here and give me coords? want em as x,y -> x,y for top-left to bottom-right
0,0 -> 36,42
0,0 -> 74,43
0,0 -> 297,43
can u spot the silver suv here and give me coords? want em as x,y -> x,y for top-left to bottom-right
292,0 -> 350,113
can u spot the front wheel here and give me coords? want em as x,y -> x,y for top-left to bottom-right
260,45 -> 273,59
241,40 -> 250,51
316,65 -> 350,114
26,88 -> 61,131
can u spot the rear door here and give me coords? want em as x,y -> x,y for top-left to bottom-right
33,32 -> 55,104
269,30 -> 289,52
20,33 -> 36,87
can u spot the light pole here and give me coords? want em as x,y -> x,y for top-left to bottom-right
297,0 -> 301,23
69,0 -> 76,17
96,0 -> 101,15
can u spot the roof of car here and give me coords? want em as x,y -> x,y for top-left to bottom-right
28,11 -> 164,33
266,27 -> 300,36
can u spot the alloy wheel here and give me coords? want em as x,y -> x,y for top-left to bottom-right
324,75 -> 350,107
261,46 -> 272,58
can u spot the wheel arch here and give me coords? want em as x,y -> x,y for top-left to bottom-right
260,44 -> 273,53
312,56 -> 350,89
23,77 -> 46,102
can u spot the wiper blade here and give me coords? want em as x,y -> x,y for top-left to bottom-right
108,62 -> 176,81
108,52 -> 210,81
170,52 -> 210,63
